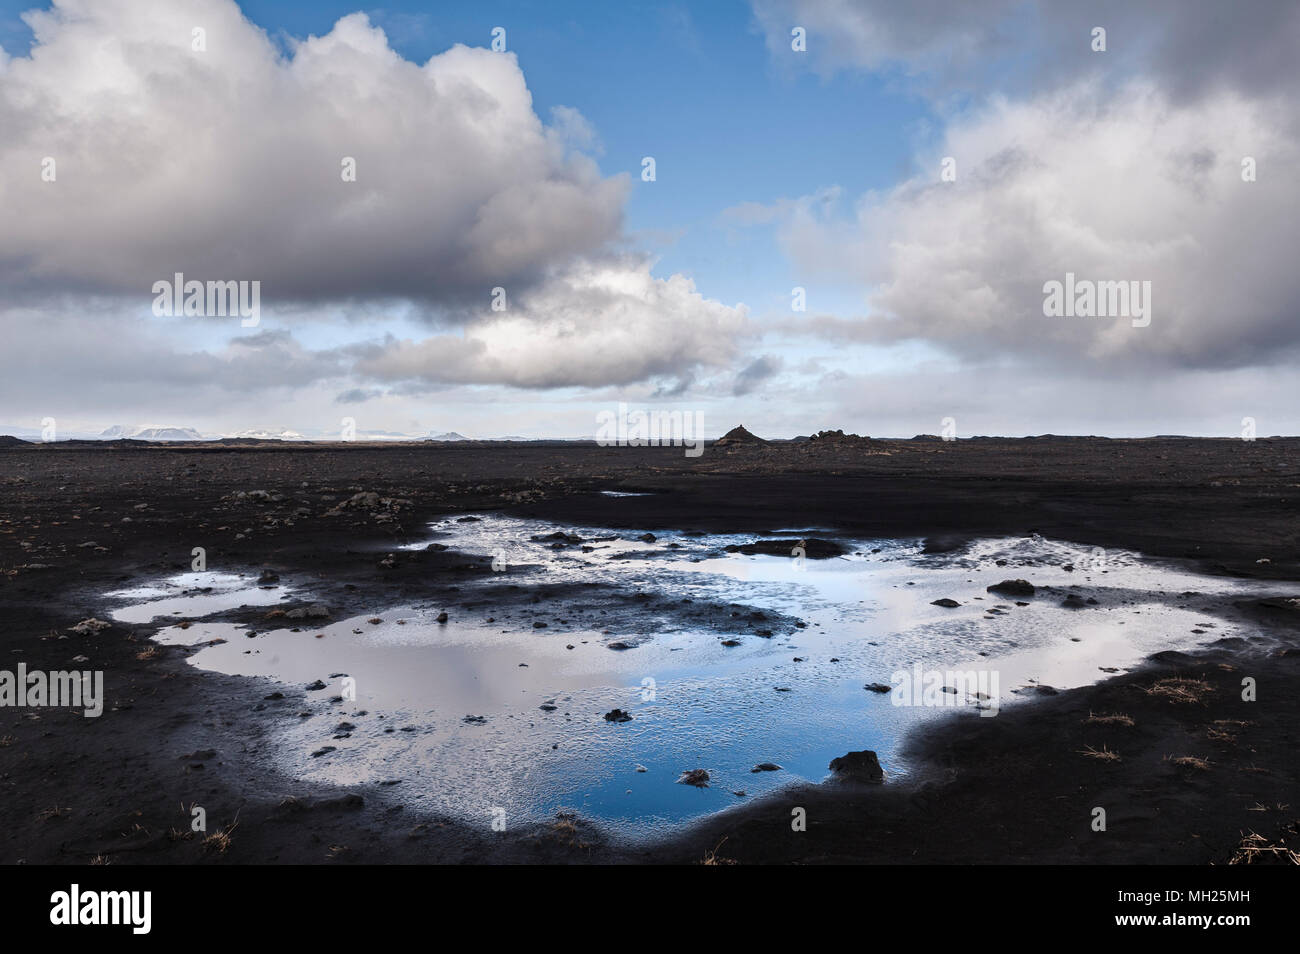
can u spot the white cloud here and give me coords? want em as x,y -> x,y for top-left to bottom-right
0,1 -> 626,305
355,258 -> 749,389
0,0 -> 752,410
767,81 -> 1300,371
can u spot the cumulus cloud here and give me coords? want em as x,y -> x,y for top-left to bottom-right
0,0 -> 752,406
353,258 -> 748,389
768,82 -> 1300,370
745,1 -> 1300,374
0,0 -> 626,306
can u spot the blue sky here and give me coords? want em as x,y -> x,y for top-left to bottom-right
1,0 -> 1297,439
0,0 -> 923,313
268,1 -> 928,315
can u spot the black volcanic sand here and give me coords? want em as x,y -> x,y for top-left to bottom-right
0,437 -> 1298,864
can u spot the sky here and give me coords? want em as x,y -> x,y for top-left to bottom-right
0,0 -> 1297,439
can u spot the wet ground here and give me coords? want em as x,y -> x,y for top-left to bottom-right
101,507 -> 1289,842
2,437 -> 1297,864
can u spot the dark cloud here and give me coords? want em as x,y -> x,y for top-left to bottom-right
754,0 -> 1300,107
732,354 -> 783,395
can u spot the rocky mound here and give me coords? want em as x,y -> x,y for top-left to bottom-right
714,425 -> 767,446
807,429 -> 873,445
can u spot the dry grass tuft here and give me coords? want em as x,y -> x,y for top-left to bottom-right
700,836 -> 738,866
201,820 -> 238,853
201,830 -> 232,853
1079,744 -> 1121,762
1144,676 -> 1213,704
1229,830 -> 1300,865
1166,754 -> 1213,772
135,645 -> 163,661
548,811 -> 589,850
1083,711 -> 1135,727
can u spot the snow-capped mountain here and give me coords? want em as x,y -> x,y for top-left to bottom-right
100,425 -> 205,441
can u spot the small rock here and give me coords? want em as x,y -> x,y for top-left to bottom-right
987,579 -> 1035,597
286,604 -> 330,620
828,750 -> 884,783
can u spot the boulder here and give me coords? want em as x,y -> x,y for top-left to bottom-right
828,750 -> 885,783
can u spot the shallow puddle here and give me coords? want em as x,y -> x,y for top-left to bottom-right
100,508 -> 1283,840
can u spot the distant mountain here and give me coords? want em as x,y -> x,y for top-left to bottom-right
428,431 -> 471,441
354,430 -> 417,440
100,425 -> 205,441
227,428 -> 305,441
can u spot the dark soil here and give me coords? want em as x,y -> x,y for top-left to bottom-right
1,436 -> 1297,864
